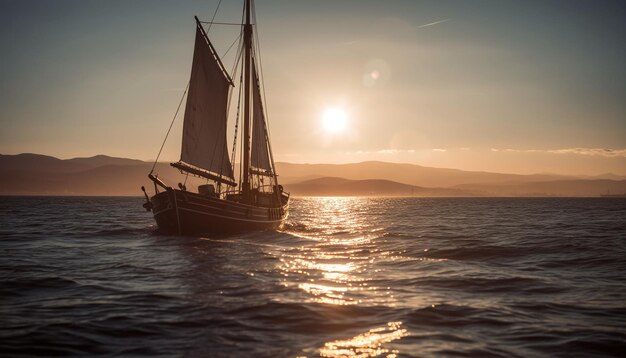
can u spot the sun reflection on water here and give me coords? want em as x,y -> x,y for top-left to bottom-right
278,197 -> 410,355
278,197 -> 399,306
320,321 -> 408,358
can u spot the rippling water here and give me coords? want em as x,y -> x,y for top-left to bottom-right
1,197 -> 625,357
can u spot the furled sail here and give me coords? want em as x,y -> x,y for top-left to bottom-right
250,64 -> 272,172
180,25 -> 234,181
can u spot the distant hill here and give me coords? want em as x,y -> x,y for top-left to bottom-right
0,154 -> 183,195
274,161 -> 575,187
0,153 -> 624,197
0,153 -> 144,174
65,155 -> 145,169
0,163 -> 179,196
285,177 -> 475,197
576,173 -> 626,180
0,153 -> 85,173
454,179 -> 626,197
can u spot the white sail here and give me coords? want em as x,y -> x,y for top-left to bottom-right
250,64 -> 272,172
180,26 -> 234,180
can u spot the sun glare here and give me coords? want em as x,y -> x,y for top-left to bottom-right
322,108 -> 348,134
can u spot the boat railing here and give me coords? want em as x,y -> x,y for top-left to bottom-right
220,184 -> 283,194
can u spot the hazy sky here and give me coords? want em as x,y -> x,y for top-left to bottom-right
1,0 -> 625,175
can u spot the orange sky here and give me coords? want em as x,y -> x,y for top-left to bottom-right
1,0 -> 625,175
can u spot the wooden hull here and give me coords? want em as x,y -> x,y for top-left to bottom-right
149,189 -> 288,235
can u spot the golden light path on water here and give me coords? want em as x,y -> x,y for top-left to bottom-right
320,322 -> 408,358
278,197 -> 410,357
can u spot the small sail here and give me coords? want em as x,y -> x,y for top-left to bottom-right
180,25 -> 234,181
250,64 -> 272,172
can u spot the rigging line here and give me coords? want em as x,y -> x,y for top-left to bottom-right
238,91 -> 244,190
210,56 -> 237,183
210,24 -> 243,183
231,67 -> 244,175
200,21 -> 241,26
237,0 -> 246,190
222,32 -> 243,59
227,16 -> 244,90
230,9 -> 245,77
252,1 -> 269,131
205,0 -> 223,34
251,52 -> 271,177
150,82 -> 189,174
250,57 -> 265,173
230,38 -> 243,77
222,28 -> 244,181
252,1 -> 281,201
252,6 -> 274,165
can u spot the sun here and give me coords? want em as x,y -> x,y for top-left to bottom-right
322,107 -> 348,134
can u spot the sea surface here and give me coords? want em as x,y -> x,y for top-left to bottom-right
1,197 -> 625,357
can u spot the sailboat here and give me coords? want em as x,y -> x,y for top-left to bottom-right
141,0 -> 289,234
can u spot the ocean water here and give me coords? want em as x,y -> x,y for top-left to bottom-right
0,196 -> 625,357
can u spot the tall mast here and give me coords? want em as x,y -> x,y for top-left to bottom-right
242,0 -> 252,199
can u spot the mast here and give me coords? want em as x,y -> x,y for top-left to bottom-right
242,0 -> 252,199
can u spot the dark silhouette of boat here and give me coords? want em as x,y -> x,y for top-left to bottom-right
141,0 -> 289,234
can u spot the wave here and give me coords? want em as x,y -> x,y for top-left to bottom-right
1,197 -> 625,356
407,304 -> 513,328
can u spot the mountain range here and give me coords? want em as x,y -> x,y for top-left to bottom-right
1,153 -> 624,197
